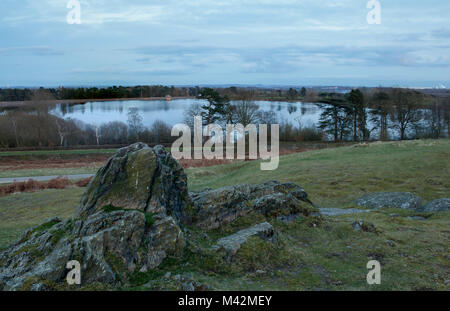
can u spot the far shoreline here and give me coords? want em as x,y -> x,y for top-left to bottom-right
0,96 -> 198,108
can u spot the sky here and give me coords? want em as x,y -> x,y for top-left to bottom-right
0,0 -> 449,88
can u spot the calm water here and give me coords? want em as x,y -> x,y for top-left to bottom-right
51,99 -> 323,128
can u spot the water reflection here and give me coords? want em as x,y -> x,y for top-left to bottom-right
51,99 -> 322,128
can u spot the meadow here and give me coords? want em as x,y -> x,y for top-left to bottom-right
0,139 -> 448,290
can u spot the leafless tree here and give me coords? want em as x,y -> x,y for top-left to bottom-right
232,100 -> 260,127
127,107 -> 144,141
150,120 -> 172,143
389,89 -> 422,140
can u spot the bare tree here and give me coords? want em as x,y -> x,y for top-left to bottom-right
183,103 -> 203,129
99,121 -> 128,144
389,89 -> 422,140
232,100 -> 260,126
127,107 -> 144,141
150,120 -> 172,143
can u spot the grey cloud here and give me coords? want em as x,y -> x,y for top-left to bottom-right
0,46 -> 63,56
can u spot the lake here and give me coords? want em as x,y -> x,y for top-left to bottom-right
51,99 -> 323,128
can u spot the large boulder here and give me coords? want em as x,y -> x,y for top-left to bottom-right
355,192 -> 422,210
0,143 -> 315,290
420,198 -> 450,212
0,144 -> 187,290
189,181 -> 317,230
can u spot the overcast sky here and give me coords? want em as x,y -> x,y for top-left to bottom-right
0,0 -> 449,87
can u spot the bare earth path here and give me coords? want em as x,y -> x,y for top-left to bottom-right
0,174 -> 94,184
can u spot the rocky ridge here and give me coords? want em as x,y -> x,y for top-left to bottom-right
0,143 -> 317,291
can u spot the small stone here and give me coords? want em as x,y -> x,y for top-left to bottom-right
256,270 -> 266,274
182,282 -> 195,291
351,220 -> 378,234
164,272 -> 172,279
420,198 -> 450,212
30,283 -> 47,291
173,274 -> 182,282
444,280 -> 450,285
352,220 -> 364,231
386,240 -> 396,247
407,216 -> 426,221
355,192 -> 422,210
139,265 -> 148,273
183,273 -> 193,281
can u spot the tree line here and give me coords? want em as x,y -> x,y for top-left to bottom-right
0,85 -> 193,102
0,87 -> 448,148
0,85 -> 315,102
318,88 -> 450,142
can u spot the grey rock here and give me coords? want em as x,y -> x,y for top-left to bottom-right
0,210 -> 185,290
77,143 -> 191,223
190,181 -> 317,230
420,198 -> 450,212
352,220 -> 364,231
320,208 -> 371,216
355,192 -> 422,210
0,145 -> 186,291
385,240 -> 396,247
30,283 -> 47,291
164,272 -> 172,279
182,282 -> 195,291
351,220 -> 378,234
407,216 -> 426,221
213,222 -> 276,259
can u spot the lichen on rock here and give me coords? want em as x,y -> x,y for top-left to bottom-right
189,181 -> 318,230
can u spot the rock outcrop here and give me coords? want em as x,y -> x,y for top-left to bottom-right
0,143 -> 314,291
212,222 -> 276,260
319,208 -> 371,216
355,192 -> 422,210
189,181 -> 317,230
0,144 -> 187,290
420,198 -> 450,212
77,143 -> 191,223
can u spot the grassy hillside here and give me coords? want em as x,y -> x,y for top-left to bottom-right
0,139 -> 448,290
188,139 -> 450,204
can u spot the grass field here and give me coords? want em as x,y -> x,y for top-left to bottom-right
0,139 -> 449,290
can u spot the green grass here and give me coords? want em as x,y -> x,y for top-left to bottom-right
187,139 -> 450,206
0,187 -> 83,250
0,139 -> 449,290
